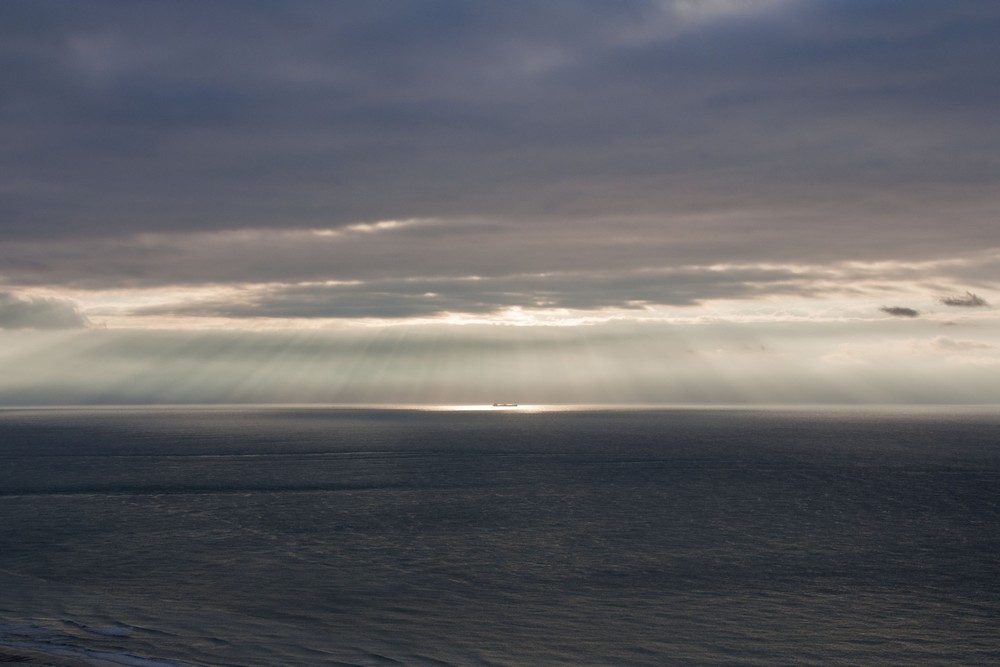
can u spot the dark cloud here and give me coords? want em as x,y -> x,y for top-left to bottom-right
880,306 -> 920,318
939,291 -> 989,307
2,1 -> 999,255
2,1 -> 999,326
0,293 -> 88,329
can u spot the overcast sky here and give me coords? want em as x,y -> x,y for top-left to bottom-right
1,0 -> 998,404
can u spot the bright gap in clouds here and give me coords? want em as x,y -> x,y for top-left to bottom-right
1,310 -> 998,406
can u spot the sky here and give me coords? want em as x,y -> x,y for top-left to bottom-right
1,0 -> 999,405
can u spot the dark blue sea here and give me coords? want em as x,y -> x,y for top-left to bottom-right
0,406 -> 998,666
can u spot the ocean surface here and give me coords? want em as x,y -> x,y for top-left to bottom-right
0,406 -> 998,666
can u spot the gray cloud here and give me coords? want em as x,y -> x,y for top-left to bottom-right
880,306 -> 920,318
0,293 -> 88,329
2,219 -> 994,317
939,291 -> 989,307
129,265 -> 830,320
2,1 -> 999,254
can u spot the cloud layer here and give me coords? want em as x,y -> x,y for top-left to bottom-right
3,1 -> 1000,246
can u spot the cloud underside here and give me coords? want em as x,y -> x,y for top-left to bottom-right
1,223 -> 997,320
131,268 -> 819,320
2,2 -> 1000,248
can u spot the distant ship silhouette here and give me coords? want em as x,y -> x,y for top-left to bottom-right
492,402 -> 518,407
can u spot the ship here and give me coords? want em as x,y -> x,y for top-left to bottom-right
492,402 -> 518,407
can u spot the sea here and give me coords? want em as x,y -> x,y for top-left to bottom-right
0,406 -> 998,666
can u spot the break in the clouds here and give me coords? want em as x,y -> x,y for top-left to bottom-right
3,321 -> 1000,405
1,1 -> 999,403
